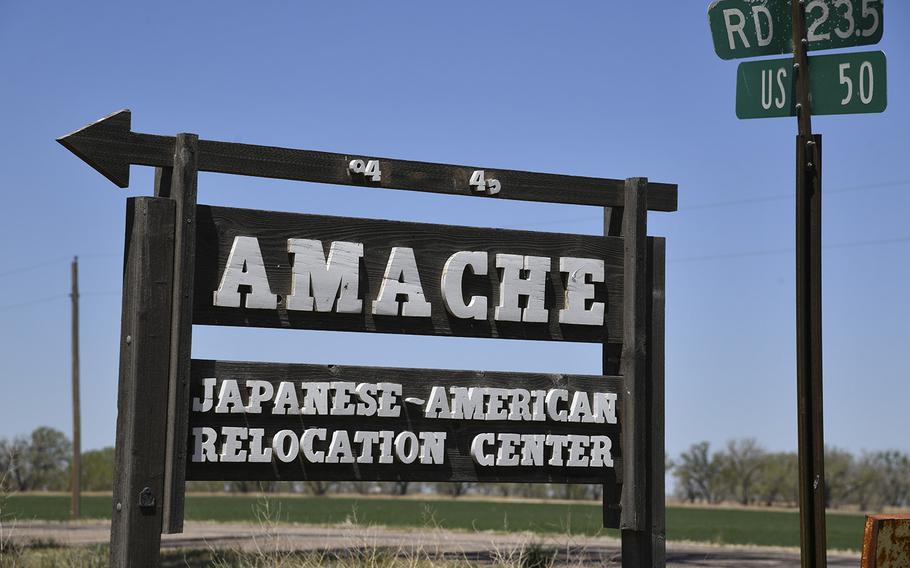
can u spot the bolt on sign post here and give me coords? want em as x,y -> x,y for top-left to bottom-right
708,1 -> 886,567
58,110 -> 677,568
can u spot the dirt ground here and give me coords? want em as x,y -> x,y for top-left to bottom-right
5,520 -> 861,567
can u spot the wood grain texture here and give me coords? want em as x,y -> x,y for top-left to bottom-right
197,138 -> 678,210
186,359 -> 622,496
602,204 -> 624,529
620,178 -> 648,534
193,205 -> 625,344
161,135 -> 198,535
57,110 -> 678,211
110,197 -> 176,568
647,237 -> 667,566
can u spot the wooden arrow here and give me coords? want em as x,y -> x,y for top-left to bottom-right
58,110 -> 677,211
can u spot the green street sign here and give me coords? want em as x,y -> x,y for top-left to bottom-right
709,0 -> 883,60
736,50 -> 887,118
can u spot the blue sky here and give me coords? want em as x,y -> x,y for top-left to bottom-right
1,2 -> 908,461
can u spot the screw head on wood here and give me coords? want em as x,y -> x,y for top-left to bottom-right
125,335 -> 132,345
796,103 -> 803,113
794,63 -> 800,71
116,502 -> 122,512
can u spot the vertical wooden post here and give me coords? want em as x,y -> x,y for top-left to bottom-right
603,205 -> 623,529
606,178 -> 664,566
620,177 -> 648,538
110,197 -> 176,568
797,133 -> 827,568
70,256 -> 81,520
162,134 -> 199,534
647,236 -> 667,566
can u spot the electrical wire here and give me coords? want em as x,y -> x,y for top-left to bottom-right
0,253 -> 119,280
521,179 -> 910,229
669,235 -> 910,263
0,294 -> 68,312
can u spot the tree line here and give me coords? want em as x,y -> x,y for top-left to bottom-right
671,439 -> 910,510
2,427 -> 908,511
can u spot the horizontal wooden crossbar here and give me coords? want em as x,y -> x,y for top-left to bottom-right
59,110 -> 678,210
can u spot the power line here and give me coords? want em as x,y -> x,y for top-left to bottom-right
0,291 -> 119,313
681,179 -> 910,212
521,179 -> 910,229
669,235 -> 910,263
0,294 -> 68,312
0,257 -> 70,279
0,253 -> 119,280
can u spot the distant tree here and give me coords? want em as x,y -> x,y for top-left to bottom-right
438,482 -> 471,497
0,438 -> 18,492
0,435 -> 30,491
719,438 -> 766,506
305,481 -> 333,496
6,427 -> 72,491
673,442 -> 726,504
824,447 -> 855,509
852,452 -> 886,511
754,452 -> 797,507
78,447 -> 114,491
869,451 -> 910,508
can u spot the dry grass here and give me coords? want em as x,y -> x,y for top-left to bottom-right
0,489 -> 601,567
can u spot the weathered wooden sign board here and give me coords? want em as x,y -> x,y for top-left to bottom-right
58,110 -> 676,568
188,360 -> 622,487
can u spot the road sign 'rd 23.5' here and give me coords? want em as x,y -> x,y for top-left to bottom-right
709,0 -> 883,60
736,50 -> 886,118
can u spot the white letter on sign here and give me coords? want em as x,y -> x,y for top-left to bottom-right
191,378 -> 217,413
495,254 -> 549,323
286,239 -> 363,314
722,8 -> 750,50
470,433 -> 495,466
191,427 -> 218,463
441,251 -> 488,320
559,257 -> 604,326
372,247 -> 431,317
213,236 -> 277,309
753,6 -> 773,47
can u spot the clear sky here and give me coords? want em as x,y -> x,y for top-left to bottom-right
1,2 -> 908,461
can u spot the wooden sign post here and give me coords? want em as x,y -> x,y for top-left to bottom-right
59,110 -> 677,568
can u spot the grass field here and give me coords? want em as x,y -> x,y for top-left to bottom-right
0,494 -> 868,551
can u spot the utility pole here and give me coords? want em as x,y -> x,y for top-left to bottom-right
71,256 -> 81,520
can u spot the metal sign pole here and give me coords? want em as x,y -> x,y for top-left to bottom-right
791,1 -> 827,566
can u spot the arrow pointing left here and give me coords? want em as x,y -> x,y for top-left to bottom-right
57,109 -> 173,188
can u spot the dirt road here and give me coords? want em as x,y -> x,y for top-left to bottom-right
8,521 -> 860,567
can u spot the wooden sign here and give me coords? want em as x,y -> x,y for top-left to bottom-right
187,360 -> 622,490
58,111 -> 676,568
193,205 -> 624,343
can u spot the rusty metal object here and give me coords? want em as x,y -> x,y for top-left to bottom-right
861,515 -> 910,568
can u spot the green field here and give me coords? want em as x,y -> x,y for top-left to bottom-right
0,494 -> 867,551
